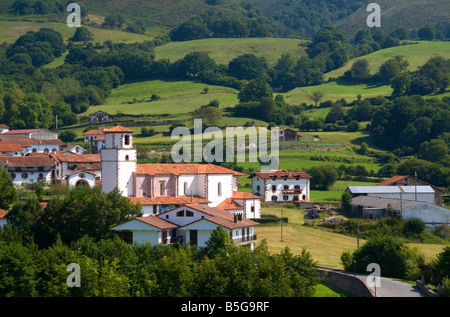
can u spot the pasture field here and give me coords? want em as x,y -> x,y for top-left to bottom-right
325,41 -> 450,80
0,20 -> 152,44
281,81 -> 393,106
255,206 -> 447,269
154,37 -> 309,65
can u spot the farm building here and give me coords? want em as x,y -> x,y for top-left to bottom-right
349,196 -> 450,229
0,156 -> 54,185
377,175 -> 445,206
89,111 -> 113,124
346,186 -> 436,205
272,128 -> 300,141
1,129 -> 57,140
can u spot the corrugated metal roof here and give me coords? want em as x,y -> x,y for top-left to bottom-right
347,186 -> 435,194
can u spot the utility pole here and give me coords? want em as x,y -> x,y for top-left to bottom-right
280,207 -> 284,242
414,171 -> 417,201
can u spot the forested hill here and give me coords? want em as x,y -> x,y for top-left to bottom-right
2,0 -> 449,39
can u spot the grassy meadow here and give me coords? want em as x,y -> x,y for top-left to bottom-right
325,41 -> 450,80
255,206 -> 447,269
155,37 -> 309,65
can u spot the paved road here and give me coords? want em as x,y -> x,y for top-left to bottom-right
353,273 -> 425,297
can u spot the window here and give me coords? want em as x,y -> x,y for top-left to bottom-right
184,182 -> 188,195
271,195 -> 277,201
79,173 -> 85,179
176,210 -> 185,217
124,135 -> 130,145
125,155 -> 129,161
21,172 -> 28,179
283,195 -> 289,201
294,185 -> 300,189
38,173 -> 44,180
10,173 -> 16,179
218,182 -> 222,197
272,185 -> 276,192
283,185 -> 289,190
160,182 -> 165,195
118,231 -> 133,244
256,185 -> 260,191
186,210 -> 194,217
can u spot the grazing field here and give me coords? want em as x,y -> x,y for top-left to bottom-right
154,37 -> 309,65
282,81 -> 392,105
325,41 -> 450,80
86,80 -> 239,121
255,206 -> 447,269
0,20 -> 152,44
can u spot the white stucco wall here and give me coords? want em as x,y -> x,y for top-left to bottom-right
252,176 -> 310,202
207,174 -> 233,207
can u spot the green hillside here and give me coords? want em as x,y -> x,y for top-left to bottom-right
334,0 -> 450,36
324,41 -> 450,80
155,37 -> 308,65
0,20 -> 152,45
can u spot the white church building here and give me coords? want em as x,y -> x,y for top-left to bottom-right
102,126 -> 261,247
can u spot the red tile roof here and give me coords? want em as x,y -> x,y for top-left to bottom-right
65,170 -> 96,177
136,163 -> 246,176
136,216 -> 178,230
217,198 -> 243,210
103,126 -> 134,133
377,175 -> 408,186
251,171 -> 312,179
83,129 -> 105,135
50,154 -> 101,163
231,191 -> 261,200
0,209 -> 8,219
128,195 -> 210,206
0,143 -> 22,152
0,156 -> 54,167
178,204 -> 259,229
2,129 -> 49,134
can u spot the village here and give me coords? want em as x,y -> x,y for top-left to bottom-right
0,123 -> 448,251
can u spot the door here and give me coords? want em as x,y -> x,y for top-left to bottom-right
190,230 -> 198,246
162,230 -> 168,244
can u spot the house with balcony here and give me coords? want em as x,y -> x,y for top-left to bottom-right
111,203 -> 258,248
0,156 -> 54,185
250,170 -> 312,203
49,153 -> 101,185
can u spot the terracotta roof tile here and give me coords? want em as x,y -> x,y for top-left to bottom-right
178,204 -> 259,229
103,126 -> 134,133
231,191 -> 261,200
377,175 -> 408,186
128,195 -> 210,206
136,163 -> 246,176
0,156 -> 54,167
136,216 -> 178,230
83,129 -> 105,135
0,209 -> 8,219
50,154 -> 101,163
0,143 -> 22,152
217,198 -> 243,210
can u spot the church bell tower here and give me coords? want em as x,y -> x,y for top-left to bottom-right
101,126 -> 136,197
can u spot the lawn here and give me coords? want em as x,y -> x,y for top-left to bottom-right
255,206 -> 447,269
154,37 -> 309,65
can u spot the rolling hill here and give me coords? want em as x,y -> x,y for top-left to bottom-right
334,0 -> 450,37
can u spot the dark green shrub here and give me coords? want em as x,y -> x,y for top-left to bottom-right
404,218 -> 426,236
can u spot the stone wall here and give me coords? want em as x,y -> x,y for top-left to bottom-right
416,280 -> 439,297
316,267 -> 375,297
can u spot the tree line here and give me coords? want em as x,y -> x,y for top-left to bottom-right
0,179 -> 320,297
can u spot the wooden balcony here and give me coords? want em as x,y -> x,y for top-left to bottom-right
281,189 -> 303,194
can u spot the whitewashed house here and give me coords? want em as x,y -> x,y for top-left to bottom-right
111,204 -> 258,247
66,170 -> 96,188
49,153 -> 101,185
0,156 -> 54,185
0,143 -> 22,156
83,129 -> 106,154
0,124 -> 9,134
251,170 -> 312,203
